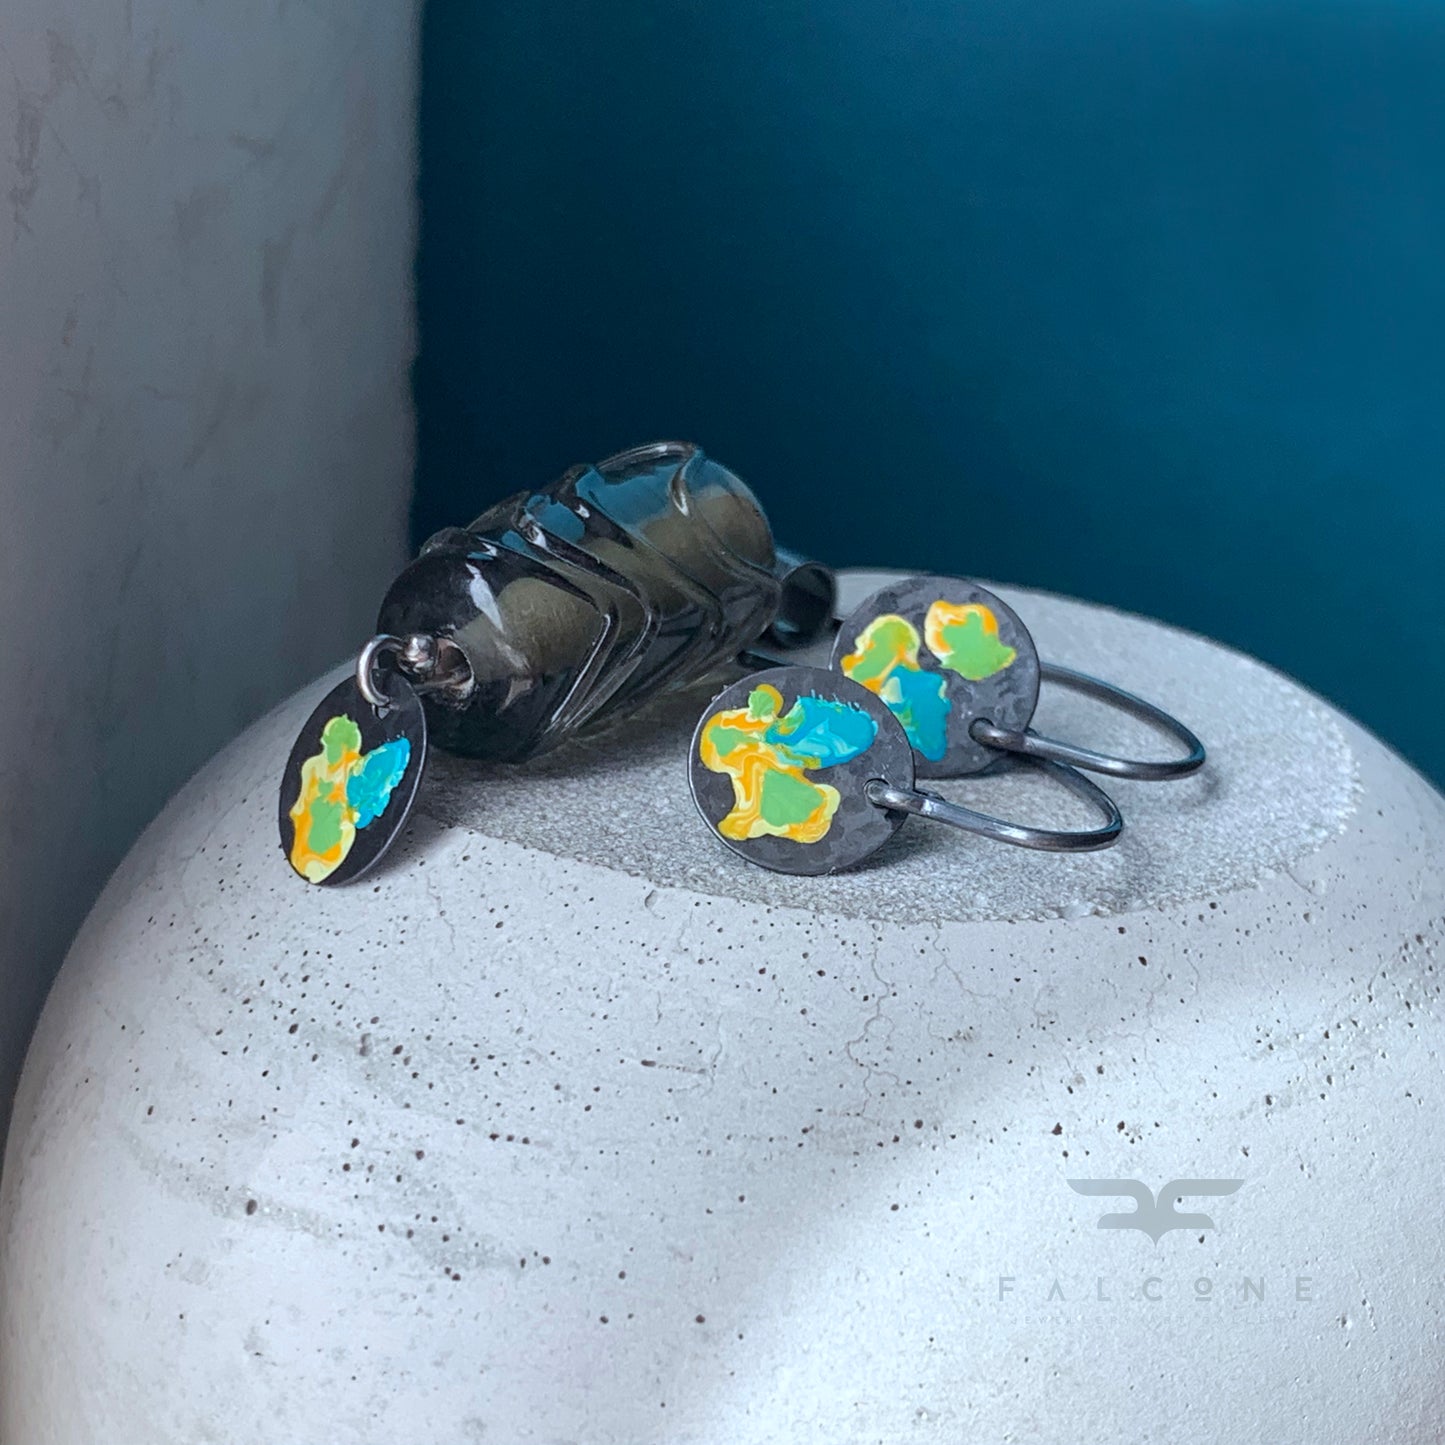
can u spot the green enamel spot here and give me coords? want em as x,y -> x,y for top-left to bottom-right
305,795 -> 347,854
937,613 -> 1016,680
320,714 -> 362,765
845,616 -> 916,686
758,767 -> 824,827
705,724 -> 755,758
747,687 -> 779,720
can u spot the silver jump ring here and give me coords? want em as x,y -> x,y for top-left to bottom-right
970,662 -> 1205,781
356,634 -> 406,710
865,757 -> 1123,853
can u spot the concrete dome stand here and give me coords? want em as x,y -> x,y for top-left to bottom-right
3,572 -> 1442,1444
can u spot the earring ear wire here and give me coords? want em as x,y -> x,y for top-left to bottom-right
688,664 -> 1123,877
830,574 -> 1205,782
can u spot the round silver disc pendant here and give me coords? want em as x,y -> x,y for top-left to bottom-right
688,664 -> 915,876
278,675 -> 427,886
830,575 -> 1040,777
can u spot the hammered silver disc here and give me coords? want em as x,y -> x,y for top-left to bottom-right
830,575 -> 1040,777
688,665 -> 915,876
278,675 -> 426,885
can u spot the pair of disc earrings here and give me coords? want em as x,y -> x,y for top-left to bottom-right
688,575 -> 1204,876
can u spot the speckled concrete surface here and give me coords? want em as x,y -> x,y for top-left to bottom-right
2,580 -> 1441,1445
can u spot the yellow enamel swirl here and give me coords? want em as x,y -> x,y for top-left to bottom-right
698,683 -> 878,844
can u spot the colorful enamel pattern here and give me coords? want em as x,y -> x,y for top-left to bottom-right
278,675 -> 426,885
689,665 -> 915,875
831,576 -> 1040,778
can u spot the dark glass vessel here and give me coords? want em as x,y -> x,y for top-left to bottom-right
377,441 -> 784,761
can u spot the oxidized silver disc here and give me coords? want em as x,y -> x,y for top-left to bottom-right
278,675 -> 427,885
830,575 -> 1040,777
688,665 -> 915,876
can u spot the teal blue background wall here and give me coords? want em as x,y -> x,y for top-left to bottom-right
416,1 -> 1445,785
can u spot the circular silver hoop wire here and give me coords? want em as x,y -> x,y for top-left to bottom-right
356,634 -> 407,710
357,632 -> 475,711
865,758 -> 1123,853
970,662 -> 1206,781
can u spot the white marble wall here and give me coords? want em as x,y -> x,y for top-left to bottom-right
0,0 -> 420,1142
